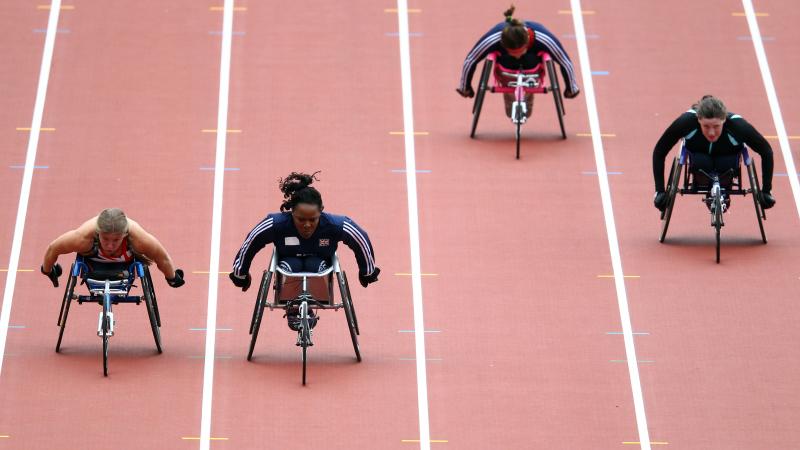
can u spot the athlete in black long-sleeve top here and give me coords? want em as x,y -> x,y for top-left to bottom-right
652,95 -> 776,211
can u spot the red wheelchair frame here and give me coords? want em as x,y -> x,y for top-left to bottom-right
470,51 -> 567,159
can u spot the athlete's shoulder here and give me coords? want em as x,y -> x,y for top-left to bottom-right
266,211 -> 292,224
320,212 -> 346,228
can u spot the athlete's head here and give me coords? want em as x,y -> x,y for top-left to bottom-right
694,95 -> 727,142
501,5 -> 530,59
96,208 -> 129,255
279,172 -> 324,239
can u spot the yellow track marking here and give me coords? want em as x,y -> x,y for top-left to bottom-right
201,129 -> 241,133
732,11 -> 768,16
209,6 -> 246,11
389,131 -> 429,135
395,273 -> 438,277
0,435 -> 9,438
37,4 -> 74,10
0,269 -> 34,272
577,132 -> 615,137
385,8 -> 422,13
597,275 -> 640,278
558,9 -> 595,15
765,135 -> 799,140
16,127 -> 55,131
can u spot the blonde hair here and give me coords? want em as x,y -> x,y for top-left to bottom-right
96,208 -> 129,234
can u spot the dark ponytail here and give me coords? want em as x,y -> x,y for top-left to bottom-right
501,4 -> 529,49
278,171 -> 324,212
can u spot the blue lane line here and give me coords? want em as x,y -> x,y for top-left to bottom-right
606,331 -> 650,335
774,173 -> 800,176
189,327 -> 233,331
582,171 -> 623,175
209,31 -> 246,36
385,32 -> 423,37
8,325 -> 26,329
200,167 -> 239,171
398,330 -> 441,333
737,35 -> 775,41
10,165 -> 49,169
34,28 -> 70,33
563,33 -> 599,39
591,70 -> 610,76
391,169 -> 431,173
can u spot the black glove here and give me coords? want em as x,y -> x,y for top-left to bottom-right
166,269 -> 185,288
653,191 -> 668,212
229,272 -> 252,292
359,267 -> 381,288
564,86 -> 581,99
456,86 -> 475,98
41,263 -> 62,288
759,191 -> 776,209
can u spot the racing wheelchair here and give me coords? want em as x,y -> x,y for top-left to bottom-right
247,252 -> 360,385
659,142 -> 767,263
470,51 -> 567,159
55,255 -> 162,376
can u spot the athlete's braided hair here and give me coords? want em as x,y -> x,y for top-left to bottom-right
501,5 -> 529,50
279,171 -> 324,212
693,95 -> 727,120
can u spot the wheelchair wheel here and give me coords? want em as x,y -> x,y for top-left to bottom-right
747,163 -> 767,243
144,267 -> 161,327
55,264 -> 78,352
299,301 -> 311,386
102,300 -> 109,377
247,270 -> 272,361
338,272 -> 361,362
659,157 -> 682,242
470,59 -> 493,138
713,196 -> 722,264
142,271 -> 162,354
546,58 -> 566,139
342,272 -> 359,335
515,117 -> 522,160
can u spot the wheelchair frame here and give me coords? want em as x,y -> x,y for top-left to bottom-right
247,251 -> 361,385
470,51 -> 567,159
55,255 -> 162,376
659,142 -> 767,262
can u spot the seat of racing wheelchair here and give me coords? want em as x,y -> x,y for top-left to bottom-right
274,268 -> 334,305
83,262 -> 131,282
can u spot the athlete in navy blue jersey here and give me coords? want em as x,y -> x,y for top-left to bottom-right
652,95 -> 776,211
457,4 -> 580,110
229,172 -> 380,292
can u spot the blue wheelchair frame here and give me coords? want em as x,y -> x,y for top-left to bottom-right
56,255 -> 162,375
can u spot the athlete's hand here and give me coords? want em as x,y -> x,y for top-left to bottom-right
229,272 -> 252,292
359,267 -> 381,288
456,86 -> 475,98
41,263 -> 62,288
653,191 -> 668,212
759,191 -> 776,209
166,269 -> 185,288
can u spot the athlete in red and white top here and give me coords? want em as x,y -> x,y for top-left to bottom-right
40,208 -> 185,288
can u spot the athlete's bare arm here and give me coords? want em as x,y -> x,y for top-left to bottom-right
42,217 -> 97,272
127,219 -> 177,279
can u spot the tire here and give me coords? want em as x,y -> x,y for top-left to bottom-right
515,118 -> 522,160
144,267 -> 161,327
301,346 -> 307,386
659,157 -> 682,243
247,271 -> 272,361
102,298 -> 109,377
714,196 -> 722,264
142,272 -> 162,354
55,264 -> 78,352
341,284 -> 361,362
342,272 -> 359,335
470,59 -> 493,138
748,163 -> 767,243
546,59 -> 566,139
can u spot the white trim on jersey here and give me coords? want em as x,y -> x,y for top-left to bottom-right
233,217 -> 273,275
460,31 -> 502,89
343,221 -> 375,274
536,33 -> 578,90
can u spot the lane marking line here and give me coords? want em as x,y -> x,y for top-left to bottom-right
592,70 -> 610,75
209,6 -> 245,11
0,0 -> 61,380
582,171 -> 623,175
623,442 -> 668,446
385,8 -> 421,13
391,169 -> 431,173
10,165 -> 49,169
37,4 -> 73,9
562,33 -> 600,39
201,128 -> 241,133
0,269 -> 34,272
570,2 -> 651,449
577,132 -> 615,137
598,275 -> 640,278
402,440 -> 448,443
611,359 -> 655,363
399,357 -> 442,361
16,127 -> 55,131
732,11 -> 767,16
7,325 -> 26,329
607,332 -> 649,335
399,330 -> 441,333
208,31 -> 245,36
742,0 -> 800,223
192,270 -> 231,274
559,9 -> 595,14
182,437 -> 229,440
390,131 -> 429,135
190,328 -> 232,331
395,272 -> 438,276
765,135 -> 800,140
395,1 -> 431,448
737,35 -> 775,41
386,32 -> 424,37
200,167 -> 239,171
0,435 -> 9,438
188,355 -> 232,359
33,28 -> 69,33
199,1 -> 234,449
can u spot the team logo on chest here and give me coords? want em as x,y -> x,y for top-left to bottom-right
319,238 -> 330,247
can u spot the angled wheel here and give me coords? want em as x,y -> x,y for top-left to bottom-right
470,59 -> 493,138
515,116 -> 522,159
546,59 -> 566,139
659,157 -> 682,242
342,272 -> 359,335
144,267 -> 161,327
338,272 -> 361,362
247,270 -> 272,361
747,162 -> 767,243
142,270 -> 162,353
714,196 -> 722,264
299,302 -> 310,386
56,263 -> 78,352
102,299 -> 109,377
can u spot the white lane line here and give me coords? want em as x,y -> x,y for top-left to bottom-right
0,0 -> 61,378
569,2 -> 651,449
395,1 -> 431,449
742,0 -> 800,220
199,0 -> 234,449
